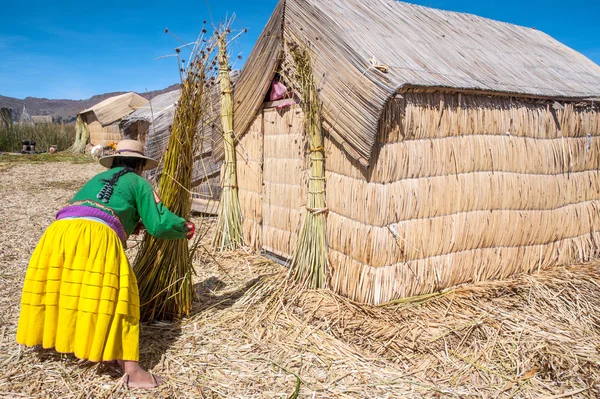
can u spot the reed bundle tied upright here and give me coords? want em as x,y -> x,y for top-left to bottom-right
71,115 -> 89,154
133,30 -> 216,321
213,32 -> 244,251
0,108 -> 11,130
287,42 -> 329,289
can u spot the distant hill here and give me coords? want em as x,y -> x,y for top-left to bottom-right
0,84 -> 180,123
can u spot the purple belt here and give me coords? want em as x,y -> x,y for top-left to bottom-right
56,205 -> 128,246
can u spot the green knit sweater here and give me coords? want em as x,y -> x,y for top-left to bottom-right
70,167 -> 187,239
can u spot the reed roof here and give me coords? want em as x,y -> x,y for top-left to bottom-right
80,92 -> 148,127
233,0 -> 600,165
121,90 -> 180,126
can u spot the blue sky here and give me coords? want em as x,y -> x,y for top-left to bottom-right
0,0 -> 598,100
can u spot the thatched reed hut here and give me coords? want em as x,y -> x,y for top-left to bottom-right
228,0 -> 600,304
31,115 -> 53,124
120,89 -> 222,214
79,92 -> 147,146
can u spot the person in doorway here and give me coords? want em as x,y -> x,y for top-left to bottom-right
16,139 -> 194,389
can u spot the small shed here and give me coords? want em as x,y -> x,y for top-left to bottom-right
31,115 -> 53,124
228,0 -> 600,304
79,92 -> 148,146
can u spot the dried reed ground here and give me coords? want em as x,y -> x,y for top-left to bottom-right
1,158 -> 600,398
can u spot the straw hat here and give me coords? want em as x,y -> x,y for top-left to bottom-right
99,140 -> 158,170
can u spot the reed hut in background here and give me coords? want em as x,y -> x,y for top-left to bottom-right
79,92 -> 147,146
227,0 -> 600,304
31,115 -> 53,124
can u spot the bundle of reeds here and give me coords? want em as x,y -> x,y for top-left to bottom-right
212,32 -> 244,251
287,42 -> 329,289
70,115 -> 89,154
0,108 -> 11,130
133,31 -> 215,321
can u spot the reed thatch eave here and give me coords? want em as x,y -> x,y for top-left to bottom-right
79,92 -> 148,127
398,85 -> 600,104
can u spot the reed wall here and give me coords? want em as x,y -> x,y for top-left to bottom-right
236,91 -> 600,304
236,105 -> 308,257
261,106 -> 307,259
125,120 -> 151,146
237,115 -> 264,251
192,174 -> 221,202
86,113 -> 122,146
326,92 -> 600,303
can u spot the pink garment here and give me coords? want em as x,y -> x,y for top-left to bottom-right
270,81 -> 288,101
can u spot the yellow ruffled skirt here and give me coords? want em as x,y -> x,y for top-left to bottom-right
16,219 -> 140,362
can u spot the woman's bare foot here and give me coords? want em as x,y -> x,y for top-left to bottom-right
119,360 -> 165,389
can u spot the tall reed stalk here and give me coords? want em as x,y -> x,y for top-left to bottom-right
0,108 -> 11,130
288,42 -> 329,289
0,123 -> 75,153
133,31 -> 214,321
213,33 -> 244,251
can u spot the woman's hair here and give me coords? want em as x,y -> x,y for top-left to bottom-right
96,157 -> 146,203
110,157 -> 147,171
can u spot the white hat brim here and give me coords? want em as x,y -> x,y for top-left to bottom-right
99,153 -> 159,171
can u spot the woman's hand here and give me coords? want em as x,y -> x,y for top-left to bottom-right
185,222 -> 195,240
